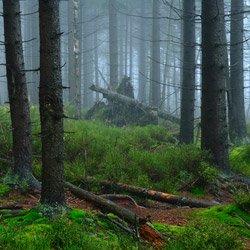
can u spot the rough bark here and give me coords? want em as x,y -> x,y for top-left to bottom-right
138,0 -> 147,103
68,0 -> 75,104
3,0 -> 40,189
82,1 -> 93,108
89,84 -> 180,124
39,0 -> 66,215
228,0 -> 248,145
151,0 -> 161,108
65,182 -> 166,248
109,0 -> 118,89
101,181 -> 216,208
73,0 -> 81,118
180,0 -> 196,144
201,0 -> 230,173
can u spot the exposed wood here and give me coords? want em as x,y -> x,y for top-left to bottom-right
101,181 -> 216,208
89,84 -> 180,124
65,182 -> 166,248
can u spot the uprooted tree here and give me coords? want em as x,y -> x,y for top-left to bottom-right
86,76 -> 180,126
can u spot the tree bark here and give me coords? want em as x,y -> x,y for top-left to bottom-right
89,84 -> 180,123
39,0 -> 66,216
151,0 -> 161,108
109,0 -> 118,89
138,0 -> 147,103
228,0 -> 248,146
101,181 -> 216,208
180,0 -> 196,144
3,0 -> 40,189
201,0 -> 230,173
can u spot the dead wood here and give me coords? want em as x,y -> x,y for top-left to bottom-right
0,204 -> 22,210
89,84 -> 180,124
65,181 -> 166,248
101,181 -> 216,208
99,194 -> 145,209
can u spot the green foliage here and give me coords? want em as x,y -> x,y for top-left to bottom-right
165,218 -> 243,250
191,187 -> 206,198
233,189 -> 250,213
229,145 -> 250,178
0,184 -> 10,198
200,205 -> 250,237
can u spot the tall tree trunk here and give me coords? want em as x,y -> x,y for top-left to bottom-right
31,1 -> 40,106
68,0 -> 75,104
39,0 -> 66,216
201,0 -> 230,173
109,0 -> 118,89
180,0 -> 196,144
228,0 -> 248,145
151,0 -> 161,108
138,0 -> 147,102
94,8 -> 100,101
82,2 -> 93,108
162,0 -> 174,111
73,0 -> 81,118
2,0 -> 40,189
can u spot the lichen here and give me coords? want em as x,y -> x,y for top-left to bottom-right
37,202 -> 69,218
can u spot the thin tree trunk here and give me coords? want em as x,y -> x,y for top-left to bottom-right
151,0 -> 161,108
3,0 -> 40,189
179,0 -> 196,144
109,0 -> 118,89
39,0 -> 66,216
228,0 -> 248,145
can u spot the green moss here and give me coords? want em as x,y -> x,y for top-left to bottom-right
0,184 -> 10,198
191,187 -> 206,197
230,145 -> 250,178
152,223 -> 183,236
69,209 -> 87,224
37,202 -> 69,218
200,205 -> 250,237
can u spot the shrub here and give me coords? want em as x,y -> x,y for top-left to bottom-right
165,218 -> 243,250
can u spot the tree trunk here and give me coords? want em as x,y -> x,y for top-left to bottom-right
3,0 -> 40,189
68,0 -> 75,104
201,0 -> 230,173
82,1 -> 93,109
109,0 -> 118,89
39,0 -> 66,216
73,0 -> 81,118
151,0 -> 161,108
228,0 -> 248,145
101,181 -> 216,208
138,0 -> 147,103
89,84 -> 180,123
179,0 -> 196,144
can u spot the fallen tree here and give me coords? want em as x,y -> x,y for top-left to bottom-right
64,182 -> 166,249
101,181 -> 216,208
89,84 -> 180,124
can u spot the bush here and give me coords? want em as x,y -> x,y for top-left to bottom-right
165,218 -> 243,250
233,189 -> 250,213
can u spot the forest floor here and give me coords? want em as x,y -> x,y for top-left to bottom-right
1,184 -> 249,249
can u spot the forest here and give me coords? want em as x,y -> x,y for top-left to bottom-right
0,0 -> 250,249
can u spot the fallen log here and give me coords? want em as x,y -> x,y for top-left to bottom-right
101,181 -> 216,208
65,182 -> 166,249
89,84 -> 180,124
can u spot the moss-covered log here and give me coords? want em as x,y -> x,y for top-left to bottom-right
65,182 -> 166,248
101,181 -> 216,208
